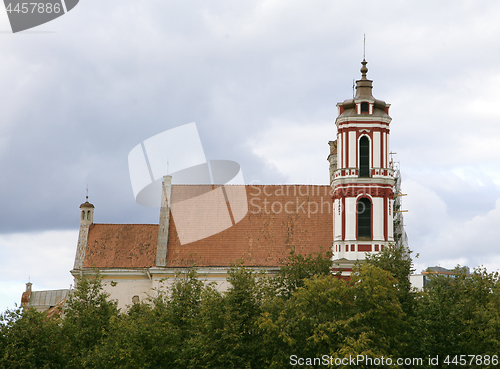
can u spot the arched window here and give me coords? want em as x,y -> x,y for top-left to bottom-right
81,210 -> 85,220
87,211 -> 91,220
359,136 -> 370,177
357,197 -> 371,239
361,102 -> 369,113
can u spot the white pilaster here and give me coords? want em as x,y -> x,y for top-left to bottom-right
334,199 -> 342,240
373,131 -> 381,168
348,131 -> 356,168
388,198 -> 394,241
372,197 -> 384,241
345,197 -> 356,240
342,131 -> 347,168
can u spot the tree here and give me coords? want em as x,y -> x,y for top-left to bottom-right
364,243 -> 415,314
192,266 -> 267,368
260,264 -> 405,367
479,273 -> 500,356
268,247 -> 333,300
62,274 -> 119,368
364,243 -> 416,356
87,270 -> 207,369
0,306 -> 64,368
412,267 -> 500,364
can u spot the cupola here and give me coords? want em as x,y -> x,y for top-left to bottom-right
79,196 -> 94,225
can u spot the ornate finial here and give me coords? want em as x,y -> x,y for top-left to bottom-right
86,184 -> 89,201
355,57 -> 373,99
360,59 -> 368,79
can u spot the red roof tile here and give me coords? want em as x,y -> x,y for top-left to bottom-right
82,185 -> 333,269
166,184 -> 333,267
83,224 -> 158,268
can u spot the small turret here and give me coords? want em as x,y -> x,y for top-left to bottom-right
79,196 -> 94,226
21,282 -> 32,307
74,196 -> 94,270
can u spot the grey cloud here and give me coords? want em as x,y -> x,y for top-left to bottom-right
1,1 -> 500,310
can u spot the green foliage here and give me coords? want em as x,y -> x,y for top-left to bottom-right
481,276 -> 500,354
349,264 -> 405,356
365,243 -> 415,313
260,264 -> 405,367
364,243 -> 416,355
269,247 -> 333,299
412,267 -> 500,364
62,273 -> 119,368
88,270 -> 206,368
2,249 -> 500,368
190,266 -> 266,368
0,307 -> 64,368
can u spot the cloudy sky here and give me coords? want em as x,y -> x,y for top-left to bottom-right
2,0 -> 500,312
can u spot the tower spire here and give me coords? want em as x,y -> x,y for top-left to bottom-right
359,34 -> 369,81
363,33 -> 366,60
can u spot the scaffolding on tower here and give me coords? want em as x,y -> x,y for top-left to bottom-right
390,155 -> 409,249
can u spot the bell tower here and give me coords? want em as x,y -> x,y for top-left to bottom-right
330,60 -> 395,276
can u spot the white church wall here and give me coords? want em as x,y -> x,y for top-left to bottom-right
101,278 -> 153,311
95,268 -> 265,311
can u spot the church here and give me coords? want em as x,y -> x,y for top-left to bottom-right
22,60 -> 406,312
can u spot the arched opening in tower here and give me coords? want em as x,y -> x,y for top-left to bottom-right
359,136 -> 370,178
357,197 -> 371,239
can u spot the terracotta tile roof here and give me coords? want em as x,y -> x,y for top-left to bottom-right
166,185 -> 333,267
82,185 -> 333,269
83,224 -> 158,268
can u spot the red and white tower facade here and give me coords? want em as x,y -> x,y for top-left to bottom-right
330,60 -> 395,276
